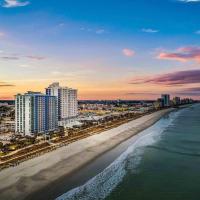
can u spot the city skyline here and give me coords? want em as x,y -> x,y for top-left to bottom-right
0,0 -> 200,100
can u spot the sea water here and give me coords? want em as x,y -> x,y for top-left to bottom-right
56,104 -> 200,200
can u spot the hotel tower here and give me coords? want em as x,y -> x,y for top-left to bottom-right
46,82 -> 78,127
15,91 -> 58,136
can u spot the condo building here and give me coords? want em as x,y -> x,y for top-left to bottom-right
173,97 -> 181,106
15,92 -> 58,136
161,94 -> 170,107
46,82 -> 78,127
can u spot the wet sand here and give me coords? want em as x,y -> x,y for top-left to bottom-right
0,109 -> 174,200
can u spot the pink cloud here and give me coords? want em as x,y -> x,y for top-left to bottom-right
130,69 -> 200,86
122,48 -> 135,57
157,46 -> 200,63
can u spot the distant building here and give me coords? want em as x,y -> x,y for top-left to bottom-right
15,92 -> 58,136
46,82 -> 78,127
154,98 -> 164,109
181,98 -> 193,104
161,94 -> 170,107
0,102 -> 8,106
0,118 -> 15,133
173,97 -> 181,106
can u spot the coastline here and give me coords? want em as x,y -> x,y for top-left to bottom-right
0,108 -> 174,200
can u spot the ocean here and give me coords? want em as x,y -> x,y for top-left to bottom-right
56,104 -> 200,200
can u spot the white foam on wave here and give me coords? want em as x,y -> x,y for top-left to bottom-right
56,111 -> 179,200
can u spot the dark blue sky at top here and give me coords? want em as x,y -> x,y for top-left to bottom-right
1,0 -> 200,33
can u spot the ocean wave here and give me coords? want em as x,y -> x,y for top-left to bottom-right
56,111 -> 179,200
147,145 -> 200,158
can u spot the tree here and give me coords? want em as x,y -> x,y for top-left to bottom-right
0,142 -> 3,149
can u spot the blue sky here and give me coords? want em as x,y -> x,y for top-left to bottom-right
0,0 -> 200,100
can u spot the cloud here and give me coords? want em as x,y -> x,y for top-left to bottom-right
0,53 -> 45,61
26,55 -> 45,60
0,56 -> 19,60
126,92 -> 158,96
175,87 -> 200,96
19,64 -> 30,68
2,0 -> 30,8
58,23 -> 65,27
80,27 -> 85,31
141,28 -> 159,33
177,0 -> 200,2
80,26 -> 107,35
126,83 -> 200,99
0,84 -> 15,87
130,69 -> 200,86
122,48 -> 135,57
50,71 -> 62,76
95,29 -> 105,34
126,88 -> 200,98
183,87 -> 200,92
0,82 -> 15,87
175,92 -> 200,96
157,46 -> 200,63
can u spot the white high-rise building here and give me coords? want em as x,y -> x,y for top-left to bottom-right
15,92 -> 58,136
46,82 -> 78,127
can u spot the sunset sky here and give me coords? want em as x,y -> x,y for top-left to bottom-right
0,0 -> 200,100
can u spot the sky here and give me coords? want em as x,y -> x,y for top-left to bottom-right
0,0 -> 200,100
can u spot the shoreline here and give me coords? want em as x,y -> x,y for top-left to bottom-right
0,108 -> 175,200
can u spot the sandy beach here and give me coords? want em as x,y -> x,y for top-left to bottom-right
0,108 -> 174,200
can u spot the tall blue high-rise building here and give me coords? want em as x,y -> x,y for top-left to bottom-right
15,91 -> 58,136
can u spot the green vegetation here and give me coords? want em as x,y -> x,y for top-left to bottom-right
0,136 -> 36,154
0,106 -> 10,113
0,142 -> 3,149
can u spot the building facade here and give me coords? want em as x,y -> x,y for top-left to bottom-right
173,97 -> 181,106
0,118 -> 15,133
154,98 -> 164,109
46,82 -> 78,127
161,94 -> 170,107
15,92 -> 58,136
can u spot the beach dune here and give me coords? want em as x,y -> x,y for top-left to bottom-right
0,108 -> 173,200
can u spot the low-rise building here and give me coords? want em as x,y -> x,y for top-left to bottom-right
0,119 -> 15,133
